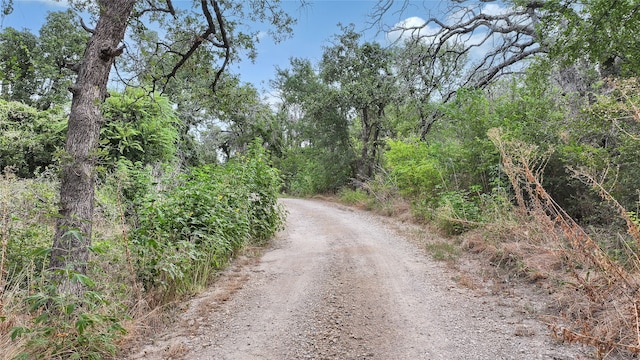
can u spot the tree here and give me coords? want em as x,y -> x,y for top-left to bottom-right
203,78 -> 276,161
49,0 -> 137,295
374,0 -> 546,103
48,0 -> 295,295
375,0 -> 640,94
320,26 -> 397,180
0,11 -> 89,109
36,10 -> 90,109
393,39 -> 466,140
273,57 -> 354,193
0,27 -> 39,104
0,100 -> 66,177
543,0 -> 640,78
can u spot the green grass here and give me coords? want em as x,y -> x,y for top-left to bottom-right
425,241 -> 460,261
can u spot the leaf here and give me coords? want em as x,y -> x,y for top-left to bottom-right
75,314 -> 94,335
88,241 -> 109,254
71,273 -> 95,287
109,321 -> 127,335
64,303 -> 76,315
9,326 -> 30,341
30,246 -> 51,257
63,228 -> 83,241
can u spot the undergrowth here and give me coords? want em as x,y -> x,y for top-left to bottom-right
487,127 -> 640,358
0,141 -> 286,359
338,125 -> 640,359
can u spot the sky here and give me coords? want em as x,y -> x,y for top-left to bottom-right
0,0 -> 448,96
232,0 -> 442,92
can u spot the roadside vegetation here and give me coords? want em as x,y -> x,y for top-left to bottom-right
0,128 -> 285,358
1,0 -> 640,359
0,2 -> 289,358
273,2 -> 640,358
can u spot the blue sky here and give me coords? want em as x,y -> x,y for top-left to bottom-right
0,1 -> 444,93
241,1 -> 387,91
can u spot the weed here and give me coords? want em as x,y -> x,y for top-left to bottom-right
1,140 -> 286,358
337,187 -> 370,207
426,241 -> 460,261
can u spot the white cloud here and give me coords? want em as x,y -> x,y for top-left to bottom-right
256,31 -> 267,41
386,16 -> 439,44
481,3 -> 510,16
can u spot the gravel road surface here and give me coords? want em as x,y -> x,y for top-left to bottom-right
130,198 -> 589,360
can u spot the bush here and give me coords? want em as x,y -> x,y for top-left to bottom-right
10,277 -> 127,360
2,140 -> 286,357
132,140 -> 285,301
0,169 -> 57,285
1,169 -> 128,360
435,189 -> 483,235
101,88 -> 179,166
385,139 -> 441,200
337,187 -> 374,209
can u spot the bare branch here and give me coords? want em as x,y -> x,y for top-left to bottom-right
385,0 -> 547,96
210,0 -> 230,91
79,17 -> 94,34
155,0 -> 231,93
136,0 -> 177,17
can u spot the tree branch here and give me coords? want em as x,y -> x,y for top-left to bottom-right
136,0 -> 177,17
79,17 -> 95,34
385,0 -> 546,98
210,0 -> 230,91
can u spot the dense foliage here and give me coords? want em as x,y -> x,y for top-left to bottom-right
0,10 -> 88,109
1,140 -> 285,357
101,88 -> 179,166
0,100 -> 66,177
133,141 -> 284,301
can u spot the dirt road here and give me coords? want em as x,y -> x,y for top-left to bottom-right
131,198 -> 588,359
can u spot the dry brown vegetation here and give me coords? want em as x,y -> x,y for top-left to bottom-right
486,128 -> 640,358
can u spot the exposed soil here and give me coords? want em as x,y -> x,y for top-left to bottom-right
128,198 -> 591,359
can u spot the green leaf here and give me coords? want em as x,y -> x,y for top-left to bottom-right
75,314 -> 94,335
63,228 -> 83,241
30,246 -> 51,257
9,326 -> 30,341
71,273 -> 95,287
64,303 -> 76,315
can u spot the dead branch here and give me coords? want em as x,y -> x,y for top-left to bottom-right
136,0 -> 177,17
376,0 -> 547,99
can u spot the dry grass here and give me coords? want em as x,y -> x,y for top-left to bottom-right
0,284 -> 30,360
488,128 -> 640,359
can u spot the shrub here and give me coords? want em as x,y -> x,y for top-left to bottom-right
10,275 -> 127,360
1,169 -> 129,360
385,139 -> 441,200
337,187 -> 371,207
132,140 -> 285,301
101,88 -> 179,166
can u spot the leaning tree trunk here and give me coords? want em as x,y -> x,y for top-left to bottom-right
49,0 -> 135,295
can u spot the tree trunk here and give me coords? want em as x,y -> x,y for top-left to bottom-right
49,0 -> 135,295
359,107 -> 372,180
